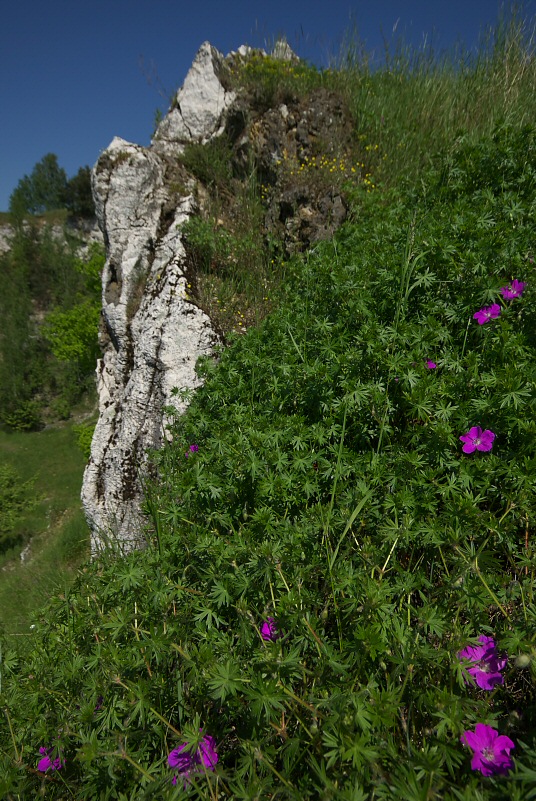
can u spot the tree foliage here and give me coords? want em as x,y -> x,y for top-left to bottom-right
8,154 -> 94,218
43,299 -> 100,374
9,153 -> 67,216
0,230 -> 104,428
63,166 -> 95,217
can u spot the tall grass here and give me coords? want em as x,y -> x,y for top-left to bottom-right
331,11 -> 536,187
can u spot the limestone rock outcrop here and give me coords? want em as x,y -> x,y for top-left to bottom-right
82,39 -> 356,552
82,44 -> 234,551
152,41 -> 236,154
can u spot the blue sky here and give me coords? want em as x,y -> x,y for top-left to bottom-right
1,0 -> 535,211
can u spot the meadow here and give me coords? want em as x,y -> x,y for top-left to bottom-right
0,421 -> 91,634
2,16 -> 536,800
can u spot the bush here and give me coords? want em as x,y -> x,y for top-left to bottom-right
43,298 -> 101,375
3,401 -> 43,432
180,136 -> 233,189
73,421 -> 96,459
0,464 -> 36,551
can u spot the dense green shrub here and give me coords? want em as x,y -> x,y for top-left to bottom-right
1,125 -> 536,799
73,421 -> 96,459
180,136 -> 233,189
0,464 -> 36,551
43,298 -> 101,375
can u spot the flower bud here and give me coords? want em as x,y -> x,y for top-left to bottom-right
515,653 -> 531,668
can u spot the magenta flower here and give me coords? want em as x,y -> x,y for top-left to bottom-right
37,746 -> 63,772
500,279 -> 526,300
168,733 -> 218,784
473,304 -> 501,325
458,635 -> 507,690
260,617 -> 279,641
185,443 -> 199,458
425,360 -> 437,369
460,723 -> 515,776
459,426 -> 495,454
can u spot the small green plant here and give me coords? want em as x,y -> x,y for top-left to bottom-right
180,136 -> 233,189
72,421 -> 96,459
232,51 -> 324,110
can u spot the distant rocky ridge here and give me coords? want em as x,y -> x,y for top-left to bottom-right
83,40 -> 355,552
0,216 -> 103,255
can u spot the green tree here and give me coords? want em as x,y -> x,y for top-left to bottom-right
43,299 -> 100,375
9,153 -> 67,215
63,166 -> 95,217
0,249 -> 45,426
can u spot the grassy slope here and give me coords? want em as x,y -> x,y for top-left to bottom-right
3,17 -> 536,798
0,421 -> 90,634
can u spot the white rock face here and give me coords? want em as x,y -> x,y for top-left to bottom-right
82,42 -> 233,551
0,224 -> 13,254
152,41 -> 236,153
83,137 -> 218,551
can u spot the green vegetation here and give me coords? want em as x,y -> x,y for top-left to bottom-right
3,16 -> 536,800
179,129 -> 285,335
182,185 -> 282,335
0,232 -> 104,432
229,50 -> 324,111
0,422 -> 90,633
9,153 -> 94,218
0,464 -> 36,552
333,13 -> 536,190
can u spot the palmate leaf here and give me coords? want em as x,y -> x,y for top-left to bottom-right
207,659 -> 245,700
243,676 -> 285,723
193,604 -> 226,629
342,733 -> 380,770
209,580 -> 232,608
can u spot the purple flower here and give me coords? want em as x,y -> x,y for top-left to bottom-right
168,733 -> 218,784
459,426 -> 495,454
458,635 -> 507,690
426,360 -> 437,369
460,723 -> 515,776
500,279 -> 526,300
473,304 -> 501,325
260,617 -> 279,641
185,443 -> 199,458
37,746 -> 63,772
